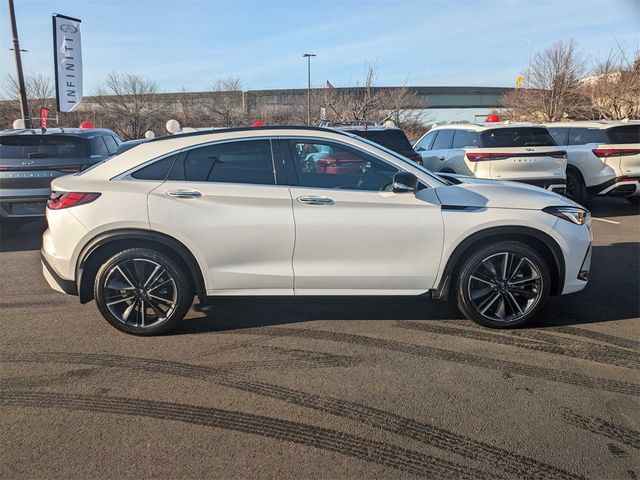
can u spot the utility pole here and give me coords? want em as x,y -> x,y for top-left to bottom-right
303,53 -> 316,125
7,0 -> 31,128
524,40 -> 532,89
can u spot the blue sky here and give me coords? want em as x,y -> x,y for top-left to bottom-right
1,0 -> 639,94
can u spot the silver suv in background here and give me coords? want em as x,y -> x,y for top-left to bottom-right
545,121 -> 640,205
0,128 -> 122,223
414,123 -> 567,193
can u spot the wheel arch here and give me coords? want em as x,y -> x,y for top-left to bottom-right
76,229 -> 206,304
432,226 -> 565,301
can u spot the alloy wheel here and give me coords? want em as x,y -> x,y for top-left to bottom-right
103,258 -> 177,328
467,252 -> 543,323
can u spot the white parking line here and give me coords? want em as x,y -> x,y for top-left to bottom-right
592,217 -> 621,225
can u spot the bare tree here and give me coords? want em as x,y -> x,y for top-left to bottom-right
503,40 -> 589,121
322,65 -> 385,123
1,73 -> 55,126
378,86 -> 432,139
93,73 -> 164,139
202,76 -> 245,127
582,45 -> 640,120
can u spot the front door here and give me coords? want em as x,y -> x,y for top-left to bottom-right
283,138 -> 444,295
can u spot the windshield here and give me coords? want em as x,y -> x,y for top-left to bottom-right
606,125 -> 640,144
479,127 -> 556,148
0,135 -> 87,158
344,132 -> 446,186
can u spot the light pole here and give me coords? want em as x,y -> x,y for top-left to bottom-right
7,0 -> 31,128
524,40 -> 531,89
303,53 -> 316,125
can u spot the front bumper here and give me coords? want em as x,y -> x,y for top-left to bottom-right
589,176 -> 640,197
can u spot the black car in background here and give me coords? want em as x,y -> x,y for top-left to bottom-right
0,128 -> 122,221
330,124 -> 423,164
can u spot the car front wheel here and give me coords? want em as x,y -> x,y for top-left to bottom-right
94,248 -> 193,335
456,241 -> 551,328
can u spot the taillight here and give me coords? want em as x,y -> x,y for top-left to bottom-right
47,192 -> 101,210
467,151 -> 567,161
47,164 -> 84,173
466,152 -> 510,162
593,148 -> 640,158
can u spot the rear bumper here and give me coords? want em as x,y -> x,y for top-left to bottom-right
41,251 -> 77,296
589,176 -> 640,197
516,178 -> 567,194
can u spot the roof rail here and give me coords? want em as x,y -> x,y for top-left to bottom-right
146,125 -> 351,143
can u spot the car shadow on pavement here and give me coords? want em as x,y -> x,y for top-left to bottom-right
0,219 -> 47,253
175,241 -> 639,335
588,197 -> 639,218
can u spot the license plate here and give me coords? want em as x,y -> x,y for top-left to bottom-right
8,201 -> 47,215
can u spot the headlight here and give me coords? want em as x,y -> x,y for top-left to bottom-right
543,206 -> 591,226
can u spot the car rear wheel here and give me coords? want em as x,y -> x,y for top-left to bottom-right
94,248 -> 193,335
566,169 -> 589,206
456,241 -> 551,328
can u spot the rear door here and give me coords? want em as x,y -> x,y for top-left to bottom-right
449,129 -> 479,176
567,127 -> 612,187
424,129 -> 454,172
474,127 -> 566,181
148,138 -> 295,295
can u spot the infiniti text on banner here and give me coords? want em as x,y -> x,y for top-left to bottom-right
53,14 -> 82,112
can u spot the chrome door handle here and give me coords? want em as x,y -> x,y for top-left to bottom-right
297,195 -> 335,206
166,189 -> 203,199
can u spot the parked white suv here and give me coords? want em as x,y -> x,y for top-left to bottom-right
41,126 -> 591,335
414,124 -> 567,193
545,121 -> 640,205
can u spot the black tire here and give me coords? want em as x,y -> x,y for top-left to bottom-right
94,248 -> 193,335
627,196 -> 639,206
565,169 -> 590,207
456,241 -> 551,329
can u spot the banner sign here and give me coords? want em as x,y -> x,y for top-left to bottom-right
40,107 -> 50,128
52,14 -> 82,112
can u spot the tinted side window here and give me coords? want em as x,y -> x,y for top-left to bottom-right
432,130 -> 454,150
606,125 -> 640,144
415,131 -> 437,151
569,128 -> 606,145
452,130 -> 479,148
170,139 -> 275,185
548,128 -> 569,146
479,127 -> 555,147
131,154 -> 177,180
103,135 -> 119,155
89,136 -> 110,157
354,130 -> 413,152
289,140 -> 398,191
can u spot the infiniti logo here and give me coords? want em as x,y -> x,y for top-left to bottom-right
59,24 -> 78,34
21,160 -> 34,165
525,147 -> 534,151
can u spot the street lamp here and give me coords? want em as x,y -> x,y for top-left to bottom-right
303,53 -> 316,125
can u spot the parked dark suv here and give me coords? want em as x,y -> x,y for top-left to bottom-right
0,128 -> 121,220
325,124 -> 423,164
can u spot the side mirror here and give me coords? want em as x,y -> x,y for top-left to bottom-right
393,172 -> 419,193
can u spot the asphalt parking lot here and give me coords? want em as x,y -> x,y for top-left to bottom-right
0,198 -> 638,480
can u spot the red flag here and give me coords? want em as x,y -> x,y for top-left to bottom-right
40,107 -> 50,128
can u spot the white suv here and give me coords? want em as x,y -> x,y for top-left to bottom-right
414,124 -> 567,193
545,121 -> 640,205
41,126 -> 592,335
